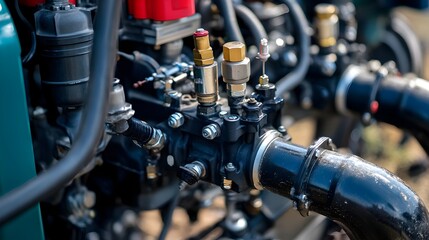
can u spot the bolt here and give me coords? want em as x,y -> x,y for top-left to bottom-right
225,163 -> 236,171
227,115 -> 240,121
168,112 -> 185,128
219,111 -> 228,118
278,125 -> 287,134
202,123 -> 220,140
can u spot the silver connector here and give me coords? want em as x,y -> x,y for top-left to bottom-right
257,38 -> 270,77
202,123 -> 221,140
168,112 -> 185,128
194,63 -> 219,105
143,128 -> 166,151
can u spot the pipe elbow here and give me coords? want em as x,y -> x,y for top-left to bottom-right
255,134 -> 429,240
317,151 -> 429,240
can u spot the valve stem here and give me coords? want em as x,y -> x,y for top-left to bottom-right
257,38 -> 271,86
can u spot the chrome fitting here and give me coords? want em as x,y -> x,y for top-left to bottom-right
202,123 -> 221,140
106,79 -> 135,133
222,41 -> 251,97
168,112 -> 185,128
194,63 -> 219,105
143,128 -> 166,151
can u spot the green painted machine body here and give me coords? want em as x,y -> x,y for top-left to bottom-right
0,1 -> 44,239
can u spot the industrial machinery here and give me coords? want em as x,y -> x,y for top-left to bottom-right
1,0 -> 429,239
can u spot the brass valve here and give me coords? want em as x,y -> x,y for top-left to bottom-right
315,4 -> 338,48
192,28 -> 219,114
193,28 -> 214,66
222,41 -> 250,97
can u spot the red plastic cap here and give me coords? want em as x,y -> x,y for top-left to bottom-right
128,0 -> 195,21
370,101 -> 379,114
19,0 -> 76,7
193,29 -> 208,37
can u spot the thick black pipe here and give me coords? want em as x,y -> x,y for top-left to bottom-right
341,65 -> 429,153
0,0 -> 121,225
256,135 -> 429,239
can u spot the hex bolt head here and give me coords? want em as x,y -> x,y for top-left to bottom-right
223,42 -> 246,62
168,112 -> 185,128
202,123 -> 220,140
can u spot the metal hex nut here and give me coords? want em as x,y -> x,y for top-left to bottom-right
223,42 -> 246,62
227,83 -> 246,97
221,58 -> 251,84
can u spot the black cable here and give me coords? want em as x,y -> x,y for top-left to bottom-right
14,0 -> 36,64
0,0 -> 122,225
275,0 -> 311,97
214,0 -> 244,42
159,192 -> 180,240
234,4 -> 267,41
234,4 -> 268,76
117,51 -> 161,73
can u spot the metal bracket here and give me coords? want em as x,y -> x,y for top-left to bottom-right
291,137 -> 336,216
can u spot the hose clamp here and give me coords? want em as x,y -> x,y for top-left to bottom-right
291,137 -> 335,217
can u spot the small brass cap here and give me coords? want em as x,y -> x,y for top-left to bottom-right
193,28 -> 214,66
315,4 -> 336,19
223,41 -> 246,62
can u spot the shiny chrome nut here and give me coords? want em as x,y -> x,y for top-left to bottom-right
221,57 -> 251,84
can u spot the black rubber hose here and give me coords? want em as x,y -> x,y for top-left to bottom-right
159,192 -> 180,240
0,0 -> 121,225
338,65 -> 429,154
117,51 -> 160,73
214,0 -> 244,42
254,133 -> 429,239
234,4 -> 267,41
14,0 -> 36,64
122,117 -> 154,145
234,4 -> 267,76
275,0 -> 311,97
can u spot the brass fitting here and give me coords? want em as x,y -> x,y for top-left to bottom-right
223,42 -> 246,62
193,28 -> 214,66
192,28 -> 219,110
222,41 -> 250,97
315,4 -> 338,48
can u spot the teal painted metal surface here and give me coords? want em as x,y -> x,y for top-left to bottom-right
0,1 -> 44,239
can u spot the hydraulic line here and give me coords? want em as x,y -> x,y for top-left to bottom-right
234,4 -> 267,41
234,4 -> 267,76
214,0 -> 244,42
14,0 -> 36,64
0,0 -> 121,225
252,131 -> 429,240
275,0 -> 311,97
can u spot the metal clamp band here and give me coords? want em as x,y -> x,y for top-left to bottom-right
291,137 -> 335,216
